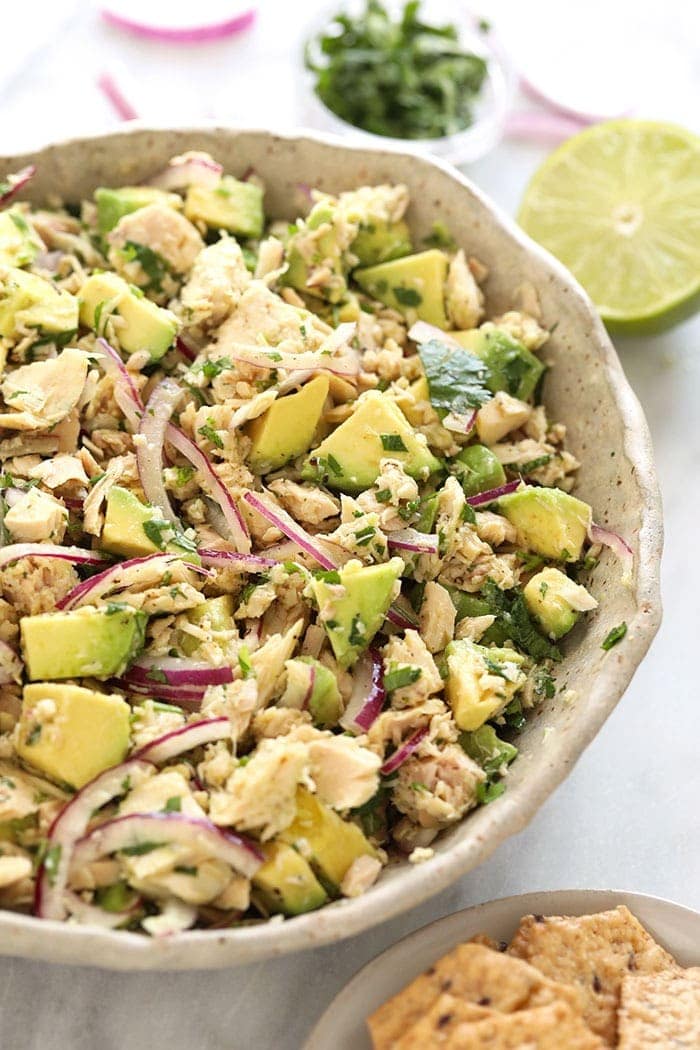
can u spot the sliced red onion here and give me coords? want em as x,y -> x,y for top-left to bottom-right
242,491 -> 337,571
100,5 -> 256,44
125,657 -> 234,689
0,639 -> 22,685
134,717 -> 231,763
380,726 -> 428,776
505,110 -> 588,144
63,889 -> 142,929
0,164 -> 36,207
0,543 -> 107,571
589,523 -> 634,578
466,479 -> 522,507
115,680 -> 205,708
228,343 -> 359,379
443,410 -> 477,435
386,598 -> 418,630
198,547 -> 276,572
340,649 -> 385,733
95,337 -> 144,430
387,529 -> 439,555
297,181 -> 314,203
300,663 -> 316,711
70,812 -> 262,879
96,71 -> 139,121
176,335 -> 197,362
408,321 -> 461,349
147,152 -> 223,192
34,758 -> 153,921
137,379 -> 183,526
166,424 -> 250,553
57,552 -> 210,611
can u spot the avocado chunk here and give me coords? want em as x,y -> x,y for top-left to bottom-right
252,840 -> 328,916
17,683 -> 131,788
101,486 -> 196,560
184,176 -> 264,238
311,558 -> 403,670
523,566 -> 597,640
20,606 -> 147,681
0,209 -> 41,268
279,787 -> 377,892
284,202 -> 347,304
283,656 -> 343,727
94,186 -> 181,236
179,595 -> 235,657
246,375 -> 330,473
0,268 -> 78,339
354,249 -> 449,327
303,390 -> 440,493
445,639 -> 527,731
452,328 -> 545,401
498,487 -> 592,562
453,444 -> 506,497
459,723 -> 518,774
79,271 -> 178,360
352,219 -> 413,267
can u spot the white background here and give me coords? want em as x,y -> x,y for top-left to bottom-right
0,2 -> 699,1047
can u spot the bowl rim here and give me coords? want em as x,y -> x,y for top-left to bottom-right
0,123 -> 663,970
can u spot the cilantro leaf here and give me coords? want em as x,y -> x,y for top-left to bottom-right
602,622 -> 627,650
417,338 -> 491,419
479,581 -> 562,663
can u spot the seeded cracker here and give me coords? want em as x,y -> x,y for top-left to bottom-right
392,994 -> 494,1048
441,1000 -> 605,1048
508,906 -> 678,1045
617,967 -> 700,1048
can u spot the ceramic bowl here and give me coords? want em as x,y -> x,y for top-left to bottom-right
0,126 -> 662,969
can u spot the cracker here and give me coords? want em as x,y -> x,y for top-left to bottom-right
508,906 -> 678,1046
618,967 -> 700,1048
442,1000 -> 605,1048
366,943 -> 583,1050
392,994 -> 494,1049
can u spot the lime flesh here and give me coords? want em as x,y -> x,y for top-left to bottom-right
518,120 -> 700,332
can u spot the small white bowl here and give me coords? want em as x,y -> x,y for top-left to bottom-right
298,0 -> 516,165
305,889 -> 700,1050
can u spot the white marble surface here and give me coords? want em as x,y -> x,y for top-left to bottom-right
1,2 -> 699,1048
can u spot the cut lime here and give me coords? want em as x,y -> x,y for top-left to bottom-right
518,120 -> 700,332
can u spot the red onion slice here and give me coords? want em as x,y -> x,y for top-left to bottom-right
466,479 -> 521,507
0,164 -> 36,207
96,71 -> 139,121
589,523 -> 634,579
34,758 -> 153,921
301,663 -> 316,711
0,543 -> 107,571
242,491 -> 337,571
408,321 -> 461,349
137,379 -> 183,526
380,726 -> 428,776
57,552 -> 210,611
100,5 -> 256,44
176,335 -> 197,362
387,529 -> 440,555
386,597 -> 418,630
70,812 -> 262,879
115,680 -> 205,709
166,425 -> 250,553
125,657 -> 234,689
95,337 -> 144,430
198,547 -> 276,572
340,649 -> 385,733
147,152 -> 223,192
134,717 -> 231,763
443,410 -> 477,434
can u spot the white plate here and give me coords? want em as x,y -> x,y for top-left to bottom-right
304,889 -> 700,1050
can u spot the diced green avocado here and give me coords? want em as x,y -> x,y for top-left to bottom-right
94,186 -> 181,235
17,683 -> 130,788
179,595 -> 235,657
416,492 -> 439,533
453,444 -> 506,497
459,724 -> 518,774
444,639 -> 527,731
311,558 -> 403,670
0,208 -> 41,268
20,606 -> 147,681
523,566 -> 595,640
246,375 -> 330,473
279,787 -> 377,893
252,840 -> 328,916
303,390 -> 440,493
452,328 -> 545,401
284,656 -> 343,727
101,486 -> 196,561
0,268 -> 78,338
354,249 -> 449,327
498,487 -> 592,562
352,219 -> 413,267
284,202 -> 347,304
184,176 -> 264,238
79,271 -> 178,360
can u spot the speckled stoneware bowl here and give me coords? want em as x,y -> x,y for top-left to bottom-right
0,127 -> 662,970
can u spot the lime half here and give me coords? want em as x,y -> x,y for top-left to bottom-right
518,120 -> 700,332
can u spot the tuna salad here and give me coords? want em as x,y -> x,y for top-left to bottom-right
0,154 -> 630,934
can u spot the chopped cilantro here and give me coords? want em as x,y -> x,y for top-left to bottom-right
198,418 -> 224,449
237,645 -> 254,679
417,339 -> 491,419
326,453 -> 343,476
43,844 -> 62,887
518,454 -> 553,474
375,488 -> 391,503
380,433 -> 408,452
480,581 -> 562,663
392,286 -> 422,307
120,240 -> 172,293
476,780 -> 506,805
315,569 -> 341,584
162,796 -> 182,813
348,614 -> 366,647
384,665 -> 421,692
174,865 -> 198,877
602,622 -> 627,650
120,841 -> 165,857
198,356 -> 232,380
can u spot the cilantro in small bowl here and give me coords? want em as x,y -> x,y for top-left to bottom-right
301,0 -> 515,164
